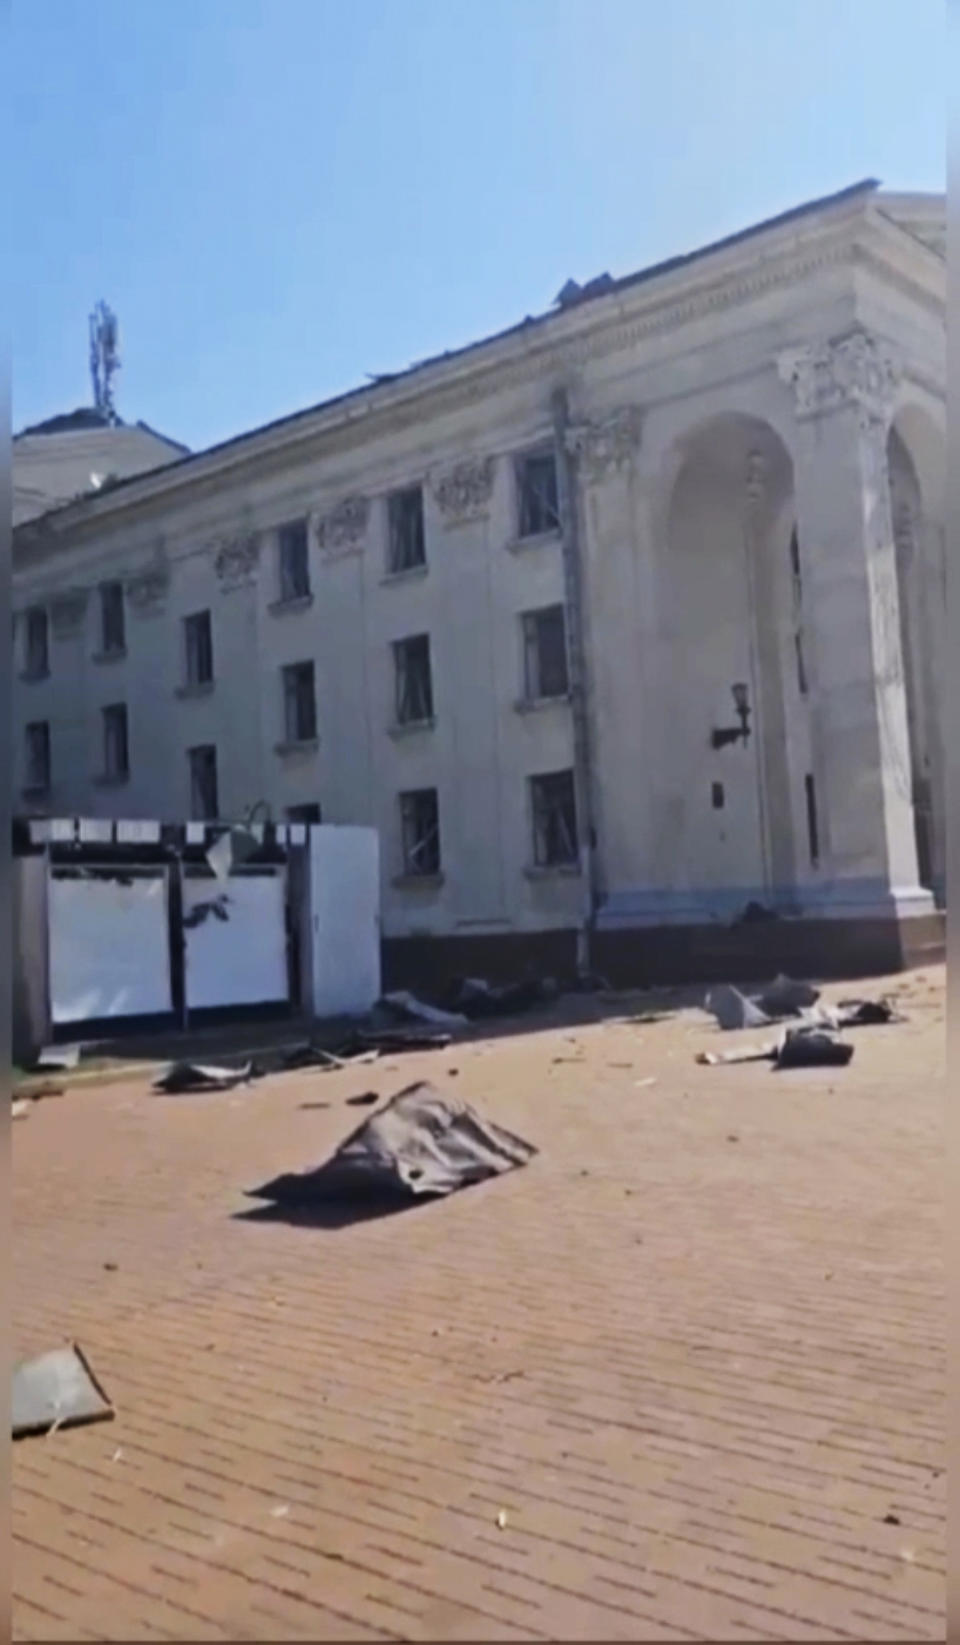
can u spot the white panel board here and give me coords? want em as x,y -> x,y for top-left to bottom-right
184,871 -> 288,1009
309,827 -> 380,1018
49,872 -> 172,1024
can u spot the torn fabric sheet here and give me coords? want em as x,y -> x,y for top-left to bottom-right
247,1081 -> 536,1205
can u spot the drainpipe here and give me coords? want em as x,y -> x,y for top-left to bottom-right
551,386 -> 600,980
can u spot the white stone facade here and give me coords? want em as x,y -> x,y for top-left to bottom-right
12,183 -> 946,952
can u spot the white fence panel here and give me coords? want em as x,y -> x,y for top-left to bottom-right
184,869 -> 288,1010
49,870 -> 172,1024
309,827 -> 381,1017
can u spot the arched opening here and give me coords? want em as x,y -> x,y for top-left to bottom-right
887,408 -> 945,901
655,414 -> 805,910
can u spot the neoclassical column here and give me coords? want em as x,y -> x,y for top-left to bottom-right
777,328 -> 931,918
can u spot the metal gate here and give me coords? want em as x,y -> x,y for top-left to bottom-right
182,864 -> 290,1011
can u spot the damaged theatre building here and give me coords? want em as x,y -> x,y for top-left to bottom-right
12,181 -> 946,1001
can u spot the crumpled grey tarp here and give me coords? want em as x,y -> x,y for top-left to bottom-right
248,1081 -> 537,1205
13,1344 -> 113,1439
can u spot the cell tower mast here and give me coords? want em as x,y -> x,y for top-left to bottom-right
89,301 -> 120,422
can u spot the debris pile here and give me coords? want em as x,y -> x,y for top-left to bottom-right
154,1060 -> 257,1094
698,974 -> 902,1072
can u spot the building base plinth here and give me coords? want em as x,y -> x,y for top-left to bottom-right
383,908 -> 944,995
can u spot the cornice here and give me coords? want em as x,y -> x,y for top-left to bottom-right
14,196 -> 941,561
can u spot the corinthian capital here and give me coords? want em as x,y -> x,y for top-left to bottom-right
777,329 -> 901,428
567,405 -> 643,484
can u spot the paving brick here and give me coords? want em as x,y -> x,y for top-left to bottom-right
13,966 -> 945,1639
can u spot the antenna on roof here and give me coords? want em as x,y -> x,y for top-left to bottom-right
89,301 -> 121,423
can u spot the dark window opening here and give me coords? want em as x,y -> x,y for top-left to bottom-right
184,611 -> 214,687
394,634 -> 434,725
789,527 -> 808,697
99,581 -> 125,653
531,769 -> 579,867
25,721 -> 50,792
287,803 -> 322,825
282,661 -> 317,742
400,788 -> 441,876
102,703 -> 129,780
794,631 -> 809,698
278,519 -> 311,601
522,605 -> 569,700
189,745 -> 219,821
912,777 -> 934,890
711,781 -> 725,810
517,451 -> 560,539
387,486 -> 426,574
24,607 -> 49,678
804,773 -> 820,867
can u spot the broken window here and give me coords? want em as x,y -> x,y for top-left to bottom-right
387,486 -> 426,574
24,607 -> 49,678
399,788 -> 441,876
393,634 -> 434,725
789,526 -> 808,697
99,581 -> 125,654
102,703 -> 129,780
24,721 -> 50,792
189,745 -> 219,821
277,519 -> 311,601
184,611 -> 214,687
522,605 -> 569,700
530,769 -> 579,867
287,803 -> 322,824
282,661 -> 317,743
516,451 -> 560,539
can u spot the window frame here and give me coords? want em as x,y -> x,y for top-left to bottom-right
188,744 -> 219,822
521,604 -> 569,701
183,610 -> 214,688
515,448 -> 561,540
24,720 -> 51,792
399,787 -> 441,878
277,518 -> 311,603
281,660 -> 318,744
386,485 -> 427,575
530,768 -> 579,868
99,581 -> 126,655
101,702 -> 130,781
393,633 -> 434,726
23,606 -> 50,679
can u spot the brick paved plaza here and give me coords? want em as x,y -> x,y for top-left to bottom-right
13,968 -> 945,1641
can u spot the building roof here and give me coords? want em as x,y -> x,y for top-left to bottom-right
13,415 -> 189,526
15,177 -> 944,541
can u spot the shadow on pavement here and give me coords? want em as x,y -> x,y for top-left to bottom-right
232,1192 -> 435,1232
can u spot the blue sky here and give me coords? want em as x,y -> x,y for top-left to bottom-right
12,0 -> 945,452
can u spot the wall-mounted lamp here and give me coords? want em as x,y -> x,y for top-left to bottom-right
710,682 -> 751,750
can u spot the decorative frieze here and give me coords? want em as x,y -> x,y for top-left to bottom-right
432,456 -> 495,525
126,565 -> 171,615
777,329 -> 901,429
566,405 -> 643,484
49,588 -> 88,637
315,496 -> 369,554
213,532 -> 260,590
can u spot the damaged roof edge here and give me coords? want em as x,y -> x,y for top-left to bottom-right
17,178 -> 882,541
